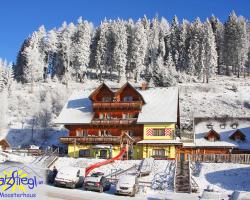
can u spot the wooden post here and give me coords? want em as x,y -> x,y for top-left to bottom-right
74,138 -> 76,158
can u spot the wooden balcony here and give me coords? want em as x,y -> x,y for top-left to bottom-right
91,118 -> 137,127
60,136 -> 143,145
92,101 -> 142,111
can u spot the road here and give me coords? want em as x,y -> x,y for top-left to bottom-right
41,185 -> 199,200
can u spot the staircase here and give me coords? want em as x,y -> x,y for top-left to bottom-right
174,161 -> 191,193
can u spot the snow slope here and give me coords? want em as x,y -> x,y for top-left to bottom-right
194,163 -> 250,198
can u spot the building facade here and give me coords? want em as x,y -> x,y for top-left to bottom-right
55,82 -> 180,159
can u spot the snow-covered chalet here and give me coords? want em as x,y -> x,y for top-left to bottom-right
55,82 -> 181,159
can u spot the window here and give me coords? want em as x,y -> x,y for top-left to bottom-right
123,96 -> 133,102
220,124 -> 226,129
152,149 -> 165,157
99,130 -> 110,136
122,113 -> 134,119
207,123 -> 213,129
209,137 -> 216,142
76,129 -> 85,137
99,113 -> 111,119
231,123 -> 238,129
79,149 -> 90,157
153,129 -> 165,136
102,96 -> 112,102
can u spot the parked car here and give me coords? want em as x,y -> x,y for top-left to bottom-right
54,167 -> 84,189
199,186 -> 222,200
229,191 -> 250,200
84,172 -> 111,192
115,175 -> 139,197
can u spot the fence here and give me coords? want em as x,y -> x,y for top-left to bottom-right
189,154 -> 250,164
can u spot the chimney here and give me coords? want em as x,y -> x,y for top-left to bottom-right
141,82 -> 148,90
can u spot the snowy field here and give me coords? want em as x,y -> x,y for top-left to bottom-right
179,76 -> 250,127
194,162 -> 250,198
52,157 -> 174,186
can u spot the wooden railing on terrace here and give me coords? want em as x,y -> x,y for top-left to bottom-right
91,118 -> 137,126
93,101 -> 142,110
189,154 -> 250,164
60,136 -> 142,145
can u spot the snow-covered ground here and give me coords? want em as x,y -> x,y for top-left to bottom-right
179,76 -> 250,127
194,162 -> 250,198
52,157 -> 174,186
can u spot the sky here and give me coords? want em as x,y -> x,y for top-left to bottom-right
0,0 -> 250,62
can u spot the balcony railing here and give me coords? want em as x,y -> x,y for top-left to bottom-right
92,101 -> 142,110
60,136 -> 142,145
91,118 -> 137,126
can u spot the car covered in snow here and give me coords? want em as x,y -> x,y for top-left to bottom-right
199,185 -> 223,200
54,167 -> 84,189
229,191 -> 250,200
115,175 -> 139,197
84,172 -> 111,192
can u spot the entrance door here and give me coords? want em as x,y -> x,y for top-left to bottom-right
100,150 -> 108,159
180,153 -> 185,161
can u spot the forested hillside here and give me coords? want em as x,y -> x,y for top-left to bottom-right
10,11 -> 250,88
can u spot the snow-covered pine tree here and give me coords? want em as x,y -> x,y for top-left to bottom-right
170,16 -> 180,70
146,16 -> 160,82
209,15 -> 224,74
130,19 -> 148,82
0,89 -> 8,131
186,18 -> 203,76
57,22 -> 76,85
72,17 -> 93,82
224,11 -> 248,77
95,19 -> 110,81
22,27 -> 47,91
202,19 -> 218,83
125,18 -> 134,80
153,52 -> 176,86
89,27 -> 101,77
178,19 -> 190,72
160,17 -> 171,62
46,29 -> 59,78
112,19 -> 128,82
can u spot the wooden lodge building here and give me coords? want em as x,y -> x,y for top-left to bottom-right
178,117 -> 250,160
55,82 -> 181,159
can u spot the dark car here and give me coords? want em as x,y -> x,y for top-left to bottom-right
84,172 -> 111,192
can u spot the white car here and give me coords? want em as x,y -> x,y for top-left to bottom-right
115,175 -> 139,197
199,190 -> 221,200
229,191 -> 250,200
54,167 -> 85,189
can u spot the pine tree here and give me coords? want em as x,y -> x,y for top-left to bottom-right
22,27 -> 46,91
95,19 -> 110,81
112,19 -> 128,82
72,17 -> 93,81
186,18 -> 203,76
170,16 -> 180,69
210,15 -> 224,74
202,20 -> 218,83
130,19 -> 148,82
224,11 -> 248,77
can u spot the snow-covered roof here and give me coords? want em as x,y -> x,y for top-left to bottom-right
194,118 -> 250,149
54,90 -> 93,125
55,87 -> 178,125
137,140 -> 182,145
137,87 -> 178,123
